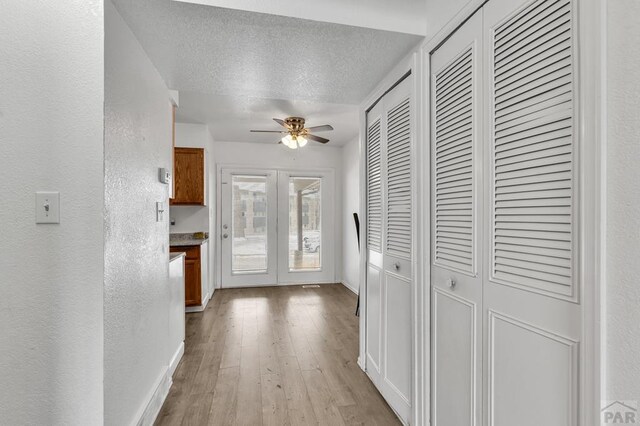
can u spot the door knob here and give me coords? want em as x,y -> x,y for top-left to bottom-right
223,233 -> 229,239
447,278 -> 456,289
223,224 -> 228,230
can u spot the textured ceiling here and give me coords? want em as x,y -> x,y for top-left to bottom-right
173,0 -> 428,35
111,0 -> 423,104
176,92 -> 359,146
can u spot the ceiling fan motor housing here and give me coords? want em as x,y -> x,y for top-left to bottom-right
284,117 -> 306,133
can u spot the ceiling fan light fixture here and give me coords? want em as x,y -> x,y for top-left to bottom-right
297,135 -> 308,147
282,134 -> 298,149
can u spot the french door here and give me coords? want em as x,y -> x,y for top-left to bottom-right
220,168 -> 334,288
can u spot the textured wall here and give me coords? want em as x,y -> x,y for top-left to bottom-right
342,137 -> 361,293
104,2 -> 173,425
0,2 -> 105,424
606,0 -> 640,403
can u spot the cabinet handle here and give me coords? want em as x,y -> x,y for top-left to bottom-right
447,278 -> 456,289
394,262 -> 400,271
222,233 -> 229,239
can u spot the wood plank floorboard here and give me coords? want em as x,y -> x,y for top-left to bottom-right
155,284 -> 401,426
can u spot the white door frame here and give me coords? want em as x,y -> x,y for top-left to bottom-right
415,0 -> 606,424
358,0 -> 605,423
216,164 -> 337,288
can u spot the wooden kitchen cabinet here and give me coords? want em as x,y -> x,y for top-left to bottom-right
170,147 -> 205,205
170,245 -> 201,307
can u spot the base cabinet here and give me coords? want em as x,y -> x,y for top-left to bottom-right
170,245 -> 201,307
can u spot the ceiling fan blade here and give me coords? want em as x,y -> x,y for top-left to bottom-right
273,118 -> 289,128
305,124 -> 334,132
250,130 -> 288,133
306,134 -> 330,144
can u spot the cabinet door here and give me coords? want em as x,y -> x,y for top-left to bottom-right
184,258 -> 201,307
171,147 -> 205,205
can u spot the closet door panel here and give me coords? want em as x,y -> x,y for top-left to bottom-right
381,76 -> 413,422
483,0 -> 580,425
366,264 -> 382,377
432,289 -> 477,426
365,102 -> 384,384
384,275 -> 412,404
430,9 -> 483,426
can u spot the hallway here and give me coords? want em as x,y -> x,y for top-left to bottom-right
155,284 -> 400,425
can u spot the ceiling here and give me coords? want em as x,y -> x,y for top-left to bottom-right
111,0 -> 423,145
176,92 -> 359,146
173,0 -> 428,35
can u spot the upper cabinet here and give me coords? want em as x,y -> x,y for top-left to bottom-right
170,147 -> 206,206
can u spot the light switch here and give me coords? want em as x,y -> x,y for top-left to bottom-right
36,192 -> 60,224
156,201 -> 165,222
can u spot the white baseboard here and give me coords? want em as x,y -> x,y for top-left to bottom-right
341,281 -> 359,295
185,292 -> 210,313
135,367 -> 172,426
168,342 -> 184,378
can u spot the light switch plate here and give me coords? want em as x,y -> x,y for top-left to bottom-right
156,201 -> 165,222
36,192 -> 60,224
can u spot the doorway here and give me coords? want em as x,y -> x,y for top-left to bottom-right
220,167 -> 335,288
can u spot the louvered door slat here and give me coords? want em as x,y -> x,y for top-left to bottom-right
491,0 -> 575,297
386,98 -> 412,258
367,118 -> 383,253
434,46 -> 476,274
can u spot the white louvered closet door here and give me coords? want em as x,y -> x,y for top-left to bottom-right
380,76 -> 413,422
430,10 -> 483,426
482,0 -> 581,425
365,75 -> 414,424
365,100 -> 384,388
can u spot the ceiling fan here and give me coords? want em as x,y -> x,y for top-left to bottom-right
250,117 -> 333,149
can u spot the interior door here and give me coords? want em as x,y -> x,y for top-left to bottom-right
365,100 -> 384,386
482,0 -> 580,424
430,10 -> 483,426
365,74 -> 414,424
380,76 -> 413,421
220,169 -> 278,287
277,170 -> 335,284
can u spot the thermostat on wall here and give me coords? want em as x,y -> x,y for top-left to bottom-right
159,168 -> 172,185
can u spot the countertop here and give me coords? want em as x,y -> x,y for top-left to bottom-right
169,238 -> 208,247
170,232 -> 209,247
169,252 -> 186,262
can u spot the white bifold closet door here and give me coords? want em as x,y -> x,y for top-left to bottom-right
431,0 -> 581,425
365,76 -> 413,423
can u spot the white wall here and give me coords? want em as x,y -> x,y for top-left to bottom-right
0,2 -> 104,424
213,141 -> 344,283
104,2 -> 174,425
341,137 -> 361,293
605,0 -> 640,403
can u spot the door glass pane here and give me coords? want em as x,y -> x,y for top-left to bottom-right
232,175 -> 267,273
288,177 -> 321,271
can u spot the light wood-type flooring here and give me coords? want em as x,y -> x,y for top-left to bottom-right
155,284 -> 401,426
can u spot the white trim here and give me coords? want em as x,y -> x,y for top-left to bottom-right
134,367 -> 172,426
577,0 -> 607,423
341,280 -> 359,295
168,342 -> 185,378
